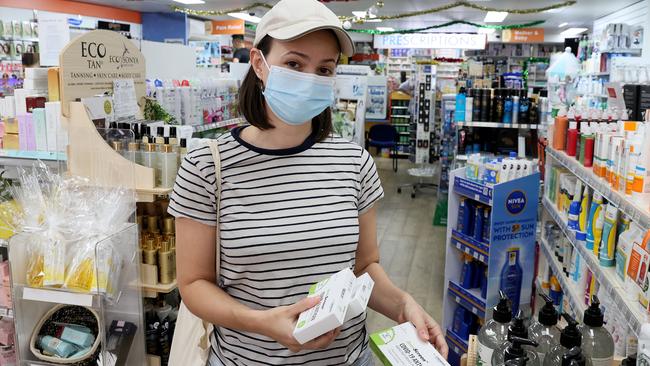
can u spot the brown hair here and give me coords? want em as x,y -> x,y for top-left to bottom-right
238,35 -> 334,142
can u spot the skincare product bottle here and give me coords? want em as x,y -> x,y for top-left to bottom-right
553,113 -> 569,151
466,92 -> 474,123
473,89 -> 482,122
141,143 -> 159,185
529,293 -> 561,363
497,336 -> 540,366
155,126 -> 165,145
143,239 -> 158,266
474,204 -> 485,242
503,93 -> 513,124
169,126 -> 178,146
579,296 -> 614,366
495,89 -> 504,123
544,313 -> 583,366
460,254 -> 474,289
500,248 -> 523,315
157,303 -> 172,366
38,335 -> 77,358
492,311 -> 534,366
127,142 -> 141,165
477,291 -> 512,366
586,192 -> 604,253
145,305 -> 161,356
55,324 -> 95,348
159,138 -> 178,189
567,121 -> 579,157
512,95 -> 520,124
456,88 -> 467,122
481,88 -> 490,122
519,92 -> 530,124
599,204 -> 618,267
179,138 -> 188,165
158,240 -> 174,284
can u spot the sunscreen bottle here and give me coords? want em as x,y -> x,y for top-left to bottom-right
599,203 -> 618,267
585,191 -> 603,251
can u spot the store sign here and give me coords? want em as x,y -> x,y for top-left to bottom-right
205,20 -> 245,35
59,30 -> 145,117
502,28 -> 545,43
373,33 -> 486,49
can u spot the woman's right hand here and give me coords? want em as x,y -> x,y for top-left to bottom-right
258,296 -> 341,353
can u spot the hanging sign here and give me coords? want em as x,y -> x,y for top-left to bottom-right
373,33 -> 486,49
205,20 -> 245,35
502,28 -> 545,43
58,30 -> 145,117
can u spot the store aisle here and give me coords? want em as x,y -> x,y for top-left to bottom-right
366,157 -> 447,335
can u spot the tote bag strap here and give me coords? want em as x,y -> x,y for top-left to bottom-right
207,140 -> 222,280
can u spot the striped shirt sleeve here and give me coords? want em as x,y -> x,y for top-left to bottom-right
358,149 -> 384,214
168,146 -> 218,226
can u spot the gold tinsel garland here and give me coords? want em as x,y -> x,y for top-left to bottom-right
172,0 -> 576,20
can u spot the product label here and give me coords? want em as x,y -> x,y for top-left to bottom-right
370,323 -> 449,366
476,340 -> 493,366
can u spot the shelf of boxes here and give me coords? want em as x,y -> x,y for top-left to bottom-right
541,196 -> 647,336
546,147 -> 650,230
457,122 -> 546,130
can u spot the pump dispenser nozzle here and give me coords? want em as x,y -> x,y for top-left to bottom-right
559,313 -> 582,348
504,357 -> 529,366
583,295 -> 604,327
538,293 -> 559,326
508,310 -> 528,340
561,347 -> 587,366
504,336 -> 538,361
494,291 -> 513,323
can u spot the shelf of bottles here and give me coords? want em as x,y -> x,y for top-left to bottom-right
389,91 -> 413,158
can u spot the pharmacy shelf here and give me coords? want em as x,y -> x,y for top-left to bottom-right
193,117 -> 245,133
16,286 -> 101,308
453,176 -> 493,206
0,150 -> 66,169
447,281 -> 486,319
390,106 -> 409,109
446,328 -> 469,355
538,235 -> 587,317
546,147 -> 650,230
542,196 -> 646,335
601,49 -> 642,55
450,229 -> 489,264
392,123 -> 410,127
457,122 -> 545,129
580,72 -> 610,77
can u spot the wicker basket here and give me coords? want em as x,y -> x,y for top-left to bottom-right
29,304 -> 102,365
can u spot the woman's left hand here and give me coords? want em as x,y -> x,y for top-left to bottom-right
397,294 -> 449,359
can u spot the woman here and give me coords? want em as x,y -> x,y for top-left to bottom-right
169,0 -> 448,364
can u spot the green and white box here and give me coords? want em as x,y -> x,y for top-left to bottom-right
293,268 -> 355,344
344,272 -> 375,322
370,322 -> 450,366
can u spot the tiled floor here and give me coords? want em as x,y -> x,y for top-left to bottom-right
366,157 -> 447,343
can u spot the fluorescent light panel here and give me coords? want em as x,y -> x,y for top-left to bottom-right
484,11 -> 508,23
228,12 -> 262,23
173,0 -> 205,4
558,22 -> 568,28
352,11 -> 367,17
365,19 -> 382,22
376,27 -> 394,32
478,28 -> 496,34
560,27 -> 588,36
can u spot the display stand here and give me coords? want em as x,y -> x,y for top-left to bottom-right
389,91 -> 412,159
433,94 -> 457,226
8,224 -> 146,365
442,167 -> 539,366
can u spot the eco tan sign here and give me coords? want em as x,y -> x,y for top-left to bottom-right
59,29 -> 145,117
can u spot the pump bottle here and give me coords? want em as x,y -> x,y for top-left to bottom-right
495,336 -> 539,366
579,296 -> 614,366
544,313 -> 583,366
477,291 -> 513,366
492,311 -> 535,366
529,293 -> 561,363
561,346 -> 592,366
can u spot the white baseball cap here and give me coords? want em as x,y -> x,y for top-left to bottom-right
254,0 -> 355,56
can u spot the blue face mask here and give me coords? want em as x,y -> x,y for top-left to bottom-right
260,54 -> 335,125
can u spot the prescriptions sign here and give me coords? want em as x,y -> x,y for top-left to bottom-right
373,33 -> 486,49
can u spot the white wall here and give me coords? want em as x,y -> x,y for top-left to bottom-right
141,40 -> 196,79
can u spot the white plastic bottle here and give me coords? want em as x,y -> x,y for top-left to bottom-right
579,296 -> 614,366
529,294 -> 561,363
477,292 -> 512,366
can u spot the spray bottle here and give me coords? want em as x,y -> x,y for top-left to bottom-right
478,292 -> 513,366
579,296 -> 614,366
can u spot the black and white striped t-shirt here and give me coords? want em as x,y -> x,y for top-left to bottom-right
168,126 -> 384,366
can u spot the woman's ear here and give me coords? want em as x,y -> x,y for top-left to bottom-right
250,48 -> 267,82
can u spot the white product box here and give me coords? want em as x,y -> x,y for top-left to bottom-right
44,102 -> 66,153
344,273 -> 374,322
32,108 -> 47,151
293,268 -> 355,345
24,67 -> 49,80
370,322 -> 450,366
23,78 -> 48,90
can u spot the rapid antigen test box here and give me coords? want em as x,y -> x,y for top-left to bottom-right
344,273 -> 374,322
293,268 -> 355,344
370,322 -> 450,366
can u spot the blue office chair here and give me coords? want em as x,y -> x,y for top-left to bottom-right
368,124 -> 398,172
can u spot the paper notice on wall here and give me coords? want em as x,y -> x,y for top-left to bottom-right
37,12 -> 70,66
113,79 -> 139,119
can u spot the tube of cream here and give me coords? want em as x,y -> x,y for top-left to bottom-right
599,203 -> 619,267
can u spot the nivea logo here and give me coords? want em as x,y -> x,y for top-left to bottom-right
506,190 -> 526,215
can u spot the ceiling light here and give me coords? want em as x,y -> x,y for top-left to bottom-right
376,27 -> 394,32
352,11 -> 367,17
478,28 -> 496,34
558,22 -> 568,28
560,27 -> 588,36
172,0 -> 205,4
365,18 -> 382,22
228,12 -> 262,23
484,11 -> 508,23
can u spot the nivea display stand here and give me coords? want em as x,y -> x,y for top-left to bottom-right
442,167 -> 539,366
